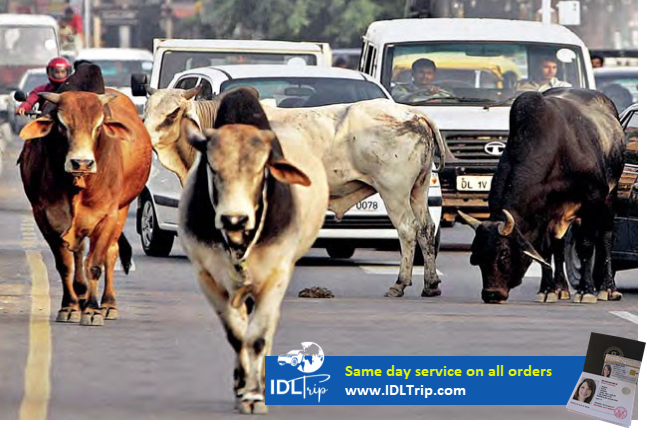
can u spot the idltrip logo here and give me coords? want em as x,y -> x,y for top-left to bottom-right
270,342 -> 330,402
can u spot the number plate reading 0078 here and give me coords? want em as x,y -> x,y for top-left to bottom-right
355,201 -> 379,211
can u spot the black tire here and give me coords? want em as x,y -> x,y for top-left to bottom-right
139,194 -> 174,257
326,245 -> 355,259
564,225 -> 594,289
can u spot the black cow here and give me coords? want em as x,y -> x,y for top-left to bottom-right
460,88 -> 625,304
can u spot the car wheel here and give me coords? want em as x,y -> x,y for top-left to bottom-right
291,357 -> 299,366
564,225 -> 595,289
326,245 -> 355,259
140,194 -> 174,257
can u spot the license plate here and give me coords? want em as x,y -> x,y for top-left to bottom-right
457,175 -> 492,191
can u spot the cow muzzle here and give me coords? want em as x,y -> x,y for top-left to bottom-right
66,158 -> 97,174
481,288 -> 509,304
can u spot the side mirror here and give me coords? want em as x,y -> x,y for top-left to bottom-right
14,90 -> 27,102
131,73 -> 148,97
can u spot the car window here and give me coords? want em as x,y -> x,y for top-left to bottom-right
624,111 -> 638,165
23,73 -> 48,93
196,79 -> 213,100
596,76 -> 637,113
90,60 -> 153,88
175,76 -> 199,90
221,77 -> 387,108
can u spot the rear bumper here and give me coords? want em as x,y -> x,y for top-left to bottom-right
440,162 -> 498,220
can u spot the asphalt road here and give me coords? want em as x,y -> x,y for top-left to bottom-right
0,133 -> 638,419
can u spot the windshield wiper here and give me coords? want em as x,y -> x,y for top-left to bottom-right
410,96 -> 496,105
483,95 -> 520,110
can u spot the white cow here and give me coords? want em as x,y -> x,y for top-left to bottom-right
144,87 -> 446,297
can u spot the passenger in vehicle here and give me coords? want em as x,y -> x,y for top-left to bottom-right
392,58 -> 453,102
516,57 -> 572,92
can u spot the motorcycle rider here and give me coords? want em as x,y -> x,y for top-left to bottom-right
15,57 -> 72,115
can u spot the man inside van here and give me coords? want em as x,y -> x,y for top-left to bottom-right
516,57 -> 572,92
392,58 -> 453,103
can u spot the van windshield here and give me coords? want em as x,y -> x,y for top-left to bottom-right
0,26 -> 58,66
159,51 -> 317,88
385,42 -> 587,106
91,60 -> 153,88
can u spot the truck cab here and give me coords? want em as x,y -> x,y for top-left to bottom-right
132,39 -> 332,95
361,18 -> 595,224
0,14 -> 59,119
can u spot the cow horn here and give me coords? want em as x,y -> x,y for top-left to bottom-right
498,209 -> 515,236
144,85 -> 157,96
457,210 -> 481,230
98,93 -> 118,106
183,84 -> 203,100
39,92 -> 61,105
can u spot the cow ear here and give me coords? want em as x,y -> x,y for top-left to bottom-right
103,120 -> 132,140
268,158 -> 311,187
183,117 -> 210,152
20,117 -> 54,140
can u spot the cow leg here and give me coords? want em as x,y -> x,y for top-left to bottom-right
81,217 -> 118,326
536,239 -> 558,303
552,237 -> 570,300
410,169 -> 441,297
46,238 -> 82,323
73,240 -> 88,308
239,266 -> 292,415
573,217 -> 598,304
594,199 -> 621,301
196,270 -> 250,409
380,191 -> 418,298
101,208 -> 128,320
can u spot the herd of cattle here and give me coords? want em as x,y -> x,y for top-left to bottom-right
15,64 -> 625,413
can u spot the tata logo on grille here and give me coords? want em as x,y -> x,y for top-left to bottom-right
484,141 -> 506,156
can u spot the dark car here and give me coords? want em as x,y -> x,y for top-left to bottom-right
565,104 -> 638,286
594,67 -> 638,114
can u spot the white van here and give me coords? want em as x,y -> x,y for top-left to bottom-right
132,39 -> 332,95
361,18 -> 595,224
0,14 -> 59,116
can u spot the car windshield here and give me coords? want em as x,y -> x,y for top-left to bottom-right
595,74 -> 638,113
221,77 -> 388,107
23,72 -> 48,93
160,51 -> 317,88
92,60 -> 153,88
0,26 -> 58,66
385,42 -> 587,106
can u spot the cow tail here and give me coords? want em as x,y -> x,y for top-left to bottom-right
118,233 -> 133,275
420,116 -> 446,173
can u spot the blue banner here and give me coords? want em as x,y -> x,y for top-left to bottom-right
265,356 -> 585,405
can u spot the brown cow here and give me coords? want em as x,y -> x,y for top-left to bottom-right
19,90 -> 152,326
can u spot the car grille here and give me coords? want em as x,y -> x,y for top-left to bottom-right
323,215 -> 394,229
444,133 -> 508,160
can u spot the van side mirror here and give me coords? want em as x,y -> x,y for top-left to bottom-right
14,90 -> 27,102
131,73 -> 148,97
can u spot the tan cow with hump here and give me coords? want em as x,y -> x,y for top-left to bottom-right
144,86 -> 445,298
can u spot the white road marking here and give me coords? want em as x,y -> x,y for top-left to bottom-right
609,311 -> 638,325
19,217 -> 52,420
360,266 -> 443,276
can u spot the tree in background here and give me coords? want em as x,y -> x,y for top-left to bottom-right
200,0 -> 403,47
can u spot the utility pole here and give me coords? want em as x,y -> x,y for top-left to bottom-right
541,0 -> 552,24
83,0 -> 91,48
164,0 -> 173,38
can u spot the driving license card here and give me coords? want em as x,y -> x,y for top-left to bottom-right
604,354 -> 641,384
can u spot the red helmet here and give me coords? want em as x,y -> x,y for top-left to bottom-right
46,57 -> 72,84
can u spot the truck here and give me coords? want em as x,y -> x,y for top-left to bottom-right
0,14 -> 60,121
131,38 -> 332,95
360,18 -> 595,224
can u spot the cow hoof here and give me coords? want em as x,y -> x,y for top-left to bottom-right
559,290 -> 571,300
573,293 -> 582,303
56,308 -> 80,323
80,311 -> 104,326
597,290 -> 609,301
545,292 -> 558,303
534,293 -> 547,303
238,398 -> 267,415
581,294 -> 597,304
608,290 -> 623,301
384,286 -> 405,298
421,287 -> 441,297
101,307 -> 119,320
